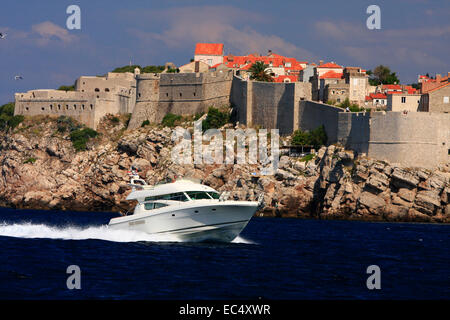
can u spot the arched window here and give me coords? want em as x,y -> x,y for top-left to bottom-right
105,88 -> 110,92
95,88 -> 100,92
74,104 -> 77,110
50,104 -> 53,110
90,104 -> 93,110
82,105 -> 85,110
58,105 -> 61,110
66,105 -> 69,110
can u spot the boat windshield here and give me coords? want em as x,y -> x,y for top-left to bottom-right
186,191 -> 220,200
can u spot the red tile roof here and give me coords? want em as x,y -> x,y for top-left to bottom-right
317,62 -> 342,69
195,43 -> 224,56
382,84 -> 402,90
273,75 -> 298,83
370,93 -> 387,99
319,70 -> 343,79
426,81 -> 450,93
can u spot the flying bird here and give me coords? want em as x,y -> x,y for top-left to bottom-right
0,32 -> 7,39
14,75 -> 23,80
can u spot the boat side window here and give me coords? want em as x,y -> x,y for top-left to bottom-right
144,202 -> 168,210
144,192 -> 188,202
207,192 -> 220,199
186,191 -> 213,200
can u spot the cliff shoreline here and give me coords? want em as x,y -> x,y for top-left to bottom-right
0,116 -> 448,223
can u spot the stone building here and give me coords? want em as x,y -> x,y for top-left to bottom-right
419,82 -> 450,113
194,43 -> 224,67
386,93 -> 421,112
14,72 -> 137,129
178,60 -> 210,73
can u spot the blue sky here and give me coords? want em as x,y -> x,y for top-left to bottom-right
1,0 -> 449,104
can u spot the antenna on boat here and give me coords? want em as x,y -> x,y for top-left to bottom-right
127,166 -> 149,191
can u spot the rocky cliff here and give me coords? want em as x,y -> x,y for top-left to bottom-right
0,116 -> 449,222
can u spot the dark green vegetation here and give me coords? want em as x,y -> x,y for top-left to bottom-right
23,157 -> 37,164
202,107 -> 230,131
248,61 -> 274,82
56,116 -> 98,151
57,85 -> 75,91
161,113 -> 183,127
112,65 -> 165,74
337,98 -> 365,112
366,65 -> 400,85
70,128 -> 98,151
141,120 -> 150,127
292,125 -> 328,149
0,103 -> 24,131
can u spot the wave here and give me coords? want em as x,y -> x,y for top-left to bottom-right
0,222 -> 180,243
0,222 -> 256,244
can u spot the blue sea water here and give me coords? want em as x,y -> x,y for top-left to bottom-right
0,207 -> 448,300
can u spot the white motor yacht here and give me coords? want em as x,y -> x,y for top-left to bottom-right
108,170 -> 262,242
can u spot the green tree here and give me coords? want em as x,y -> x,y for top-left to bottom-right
0,102 -> 24,131
248,61 -> 273,82
292,125 -> 327,149
202,107 -> 230,131
367,65 -> 400,85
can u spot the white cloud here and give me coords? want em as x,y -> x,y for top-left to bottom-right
126,6 -> 315,60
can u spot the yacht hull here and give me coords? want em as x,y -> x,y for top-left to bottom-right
108,201 -> 257,243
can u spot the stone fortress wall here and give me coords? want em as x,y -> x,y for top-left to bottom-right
14,70 -> 450,168
128,70 -> 233,128
230,75 -> 312,135
230,75 -> 449,168
15,72 -> 137,129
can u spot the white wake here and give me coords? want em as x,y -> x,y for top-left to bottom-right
0,222 -> 255,244
0,223 -> 179,243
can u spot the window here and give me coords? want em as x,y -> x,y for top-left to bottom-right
74,104 -> 76,110
90,104 -> 93,110
166,93 -> 169,97
186,191 -> 212,200
179,93 -> 182,97
207,192 -> 220,199
25,107 -> 29,111
144,202 -> 168,210
105,88 -> 110,92
95,88 -> 100,92
207,59 -> 212,65
144,192 -> 188,202
41,107 -> 45,111
58,105 -> 61,110
154,203 -> 168,209
401,97 -> 406,103
66,105 -> 69,110
82,104 -> 85,110
50,105 -> 53,110
444,96 -> 449,103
